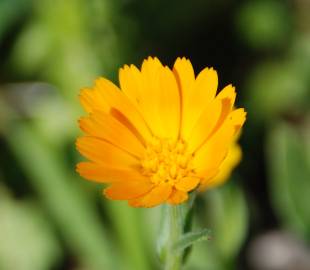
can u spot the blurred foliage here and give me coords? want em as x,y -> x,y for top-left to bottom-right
0,0 -> 309,269
267,118 -> 310,240
186,183 -> 248,270
236,1 -> 292,50
0,185 -> 61,270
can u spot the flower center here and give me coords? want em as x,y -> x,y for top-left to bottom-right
141,137 -> 194,185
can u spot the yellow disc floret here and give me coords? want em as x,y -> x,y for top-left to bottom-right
141,137 -> 196,186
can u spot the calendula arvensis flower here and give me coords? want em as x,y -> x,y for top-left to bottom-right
76,57 -> 246,207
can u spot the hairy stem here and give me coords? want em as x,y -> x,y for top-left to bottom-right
165,205 -> 184,270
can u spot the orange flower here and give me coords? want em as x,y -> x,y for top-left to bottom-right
76,57 -> 246,207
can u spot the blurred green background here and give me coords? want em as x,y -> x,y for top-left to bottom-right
0,0 -> 309,269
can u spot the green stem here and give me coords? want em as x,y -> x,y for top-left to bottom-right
165,205 -> 184,270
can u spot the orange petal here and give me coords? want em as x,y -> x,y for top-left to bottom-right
209,85 -> 236,135
120,58 -> 163,139
104,180 -> 154,200
140,65 -> 181,140
141,57 -> 163,77
181,67 -> 218,139
175,176 -> 200,192
76,136 -> 139,167
193,123 -> 234,175
79,111 -> 145,158
122,58 -> 180,141
197,167 -> 219,180
216,84 -> 236,106
128,183 -> 172,208
156,66 -> 181,140
173,57 -> 195,101
230,108 -> 247,130
186,99 -> 222,153
194,67 -> 218,100
207,143 -> 242,189
94,77 -> 153,142
119,57 -> 163,132
79,87 -> 109,113
76,162 -> 143,183
119,64 -> 143,107
193,108 -> 246,175
167,189 -> 188,205
197,168 -> 220,192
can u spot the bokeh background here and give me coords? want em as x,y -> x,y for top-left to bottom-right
0,0 -> 309,269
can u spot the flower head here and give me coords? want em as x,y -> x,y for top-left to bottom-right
76,57 -> 246,207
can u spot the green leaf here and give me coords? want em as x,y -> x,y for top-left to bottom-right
4,121 -> 117,269
105,201 -> 152,270
173,228 -> 212,253
0,186 -> 61,270
208,183 -> 248,260
245,61 -> 308,122
0,0 -> 29,40
235,0 -> 291,50
267,121 -> 310,239
185,184 -> 248,269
